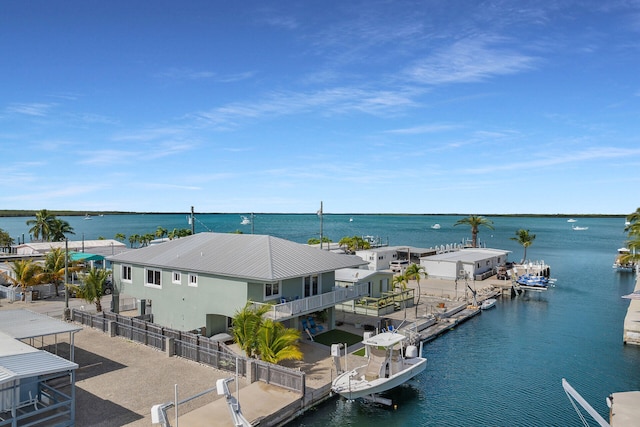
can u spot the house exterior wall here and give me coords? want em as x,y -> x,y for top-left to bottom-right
355,248 -> 399,270
420,250 -> 509,280
114,261 -> 250,333
113,262 -> 340,335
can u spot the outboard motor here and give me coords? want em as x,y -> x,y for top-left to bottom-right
405,345 -> 418,358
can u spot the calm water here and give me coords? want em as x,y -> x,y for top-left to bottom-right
2,213 -> 638,425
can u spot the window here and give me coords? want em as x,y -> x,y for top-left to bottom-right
145,268 -> 161,288
121,265 -> 132,282
172,271 -> 181,284
265,282 -> 280,299
188,273 -> 198,287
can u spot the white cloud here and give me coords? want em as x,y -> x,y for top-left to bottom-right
405,37 -> 537,85
5,102 -> 56,117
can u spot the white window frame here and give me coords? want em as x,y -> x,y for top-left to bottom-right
145,268 -> 162,289
188,273 -> 198,287
264,282 -> 281,300
121,264 -> 132,283
172,271 -> 181,285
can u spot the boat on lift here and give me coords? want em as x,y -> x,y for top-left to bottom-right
331,331 -> 427,401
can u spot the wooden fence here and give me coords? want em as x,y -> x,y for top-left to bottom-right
71,309 -> 304,393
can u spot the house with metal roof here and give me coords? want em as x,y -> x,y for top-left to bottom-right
419,248 -> 511,281
107,232 -> 369,337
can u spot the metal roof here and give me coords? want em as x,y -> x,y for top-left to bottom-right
422,248 -> 510,263
335,268 -> 386,282
0,309 -> 82,340
107,232 -> 368,282
0,340 -> 78,385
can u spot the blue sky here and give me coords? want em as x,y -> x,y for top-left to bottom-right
2,1 -> 639,215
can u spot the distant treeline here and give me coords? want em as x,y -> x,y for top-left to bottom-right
0,210 -> 627,218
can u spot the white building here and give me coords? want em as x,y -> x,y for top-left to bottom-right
420,248 -> 511,281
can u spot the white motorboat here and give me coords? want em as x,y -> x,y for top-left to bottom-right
240,216 -> 251,225
481,298 -> 496,310
431,224 -> 441,229
331,332 -> 427,400
567,218 -> 577,223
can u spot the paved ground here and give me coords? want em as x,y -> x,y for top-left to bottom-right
0,275 -> 508,426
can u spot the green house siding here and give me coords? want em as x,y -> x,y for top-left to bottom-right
114,262 -> 250,334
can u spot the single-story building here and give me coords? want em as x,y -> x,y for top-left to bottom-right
106,232 -> 369,337
420,248 -> 511,281
14,239 -> 127,258
335,268 -> 393,297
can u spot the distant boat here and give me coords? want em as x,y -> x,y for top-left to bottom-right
431,224 -> 441,229
567,219 -> 577,223
572,225 -> 589,231
349,217 -> 353,222
240,216 -> 251,225
84,214 -> 92,220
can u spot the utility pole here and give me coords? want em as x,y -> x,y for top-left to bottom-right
190,206 -> 195,235
319,201 -> 324,250
63,238 -> 70,321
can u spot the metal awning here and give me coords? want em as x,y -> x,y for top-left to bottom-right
70,252 -> 104,262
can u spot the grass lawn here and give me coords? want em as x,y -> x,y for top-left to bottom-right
312,329 -> 363,347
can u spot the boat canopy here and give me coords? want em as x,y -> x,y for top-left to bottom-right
361,332 -> 406,347
70,252 -> 104,262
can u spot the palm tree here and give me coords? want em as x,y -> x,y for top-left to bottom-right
128,234 -> 140,248
0,228 -> 14,248
2,259 -> 43,301
392,273 -> 407,291
42,247 -> 67,297
26,209 -> 55,241
338,235 -> 370,254
231,303 -> 269,358
155,226 -> 168,240
454,215 -> 494,248
255,319 -> 303,364
50,218 -> 75,242
511,229 -> 536,263
405,263 -> 427,315
74,267 -> 111,312
114,233 -> 126,243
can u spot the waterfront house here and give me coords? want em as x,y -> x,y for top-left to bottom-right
107,232 -> 368,337
420,248 -> 510,281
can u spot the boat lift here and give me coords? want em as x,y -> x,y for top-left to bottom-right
151,377 -> 250,427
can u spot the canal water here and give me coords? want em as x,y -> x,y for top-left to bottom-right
2,213 -> 638,425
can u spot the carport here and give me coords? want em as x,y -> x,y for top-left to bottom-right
0,310 -> 81,426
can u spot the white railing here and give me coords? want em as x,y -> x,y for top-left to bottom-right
253,283 -> 369,320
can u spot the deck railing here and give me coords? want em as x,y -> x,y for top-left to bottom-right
251,283 -> 369,320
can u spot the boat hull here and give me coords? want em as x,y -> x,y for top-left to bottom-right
332,358 -> 427,400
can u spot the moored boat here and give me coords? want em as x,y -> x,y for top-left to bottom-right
613,247 -> 636,272
481,298 -> 496,310
516,274 -> 553,287
331,331 -> 427,401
